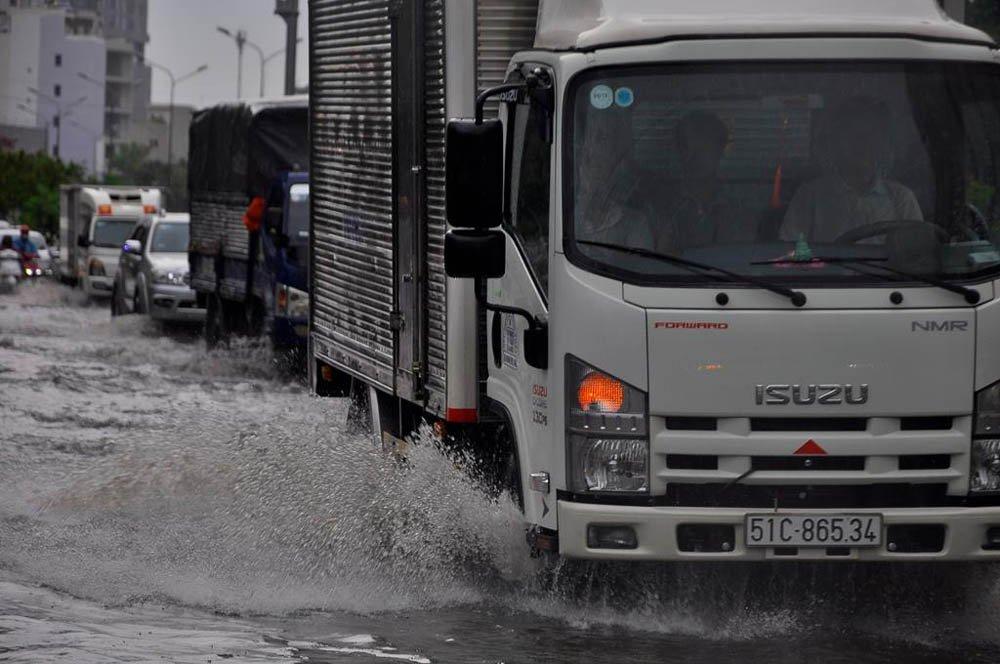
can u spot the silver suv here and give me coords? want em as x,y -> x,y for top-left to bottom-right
111,213 -> 205,324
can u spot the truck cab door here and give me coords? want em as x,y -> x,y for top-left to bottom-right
486,76 -> 555,528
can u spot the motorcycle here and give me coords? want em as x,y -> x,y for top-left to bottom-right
0,249 -> 20,293
20,253 -> 42,279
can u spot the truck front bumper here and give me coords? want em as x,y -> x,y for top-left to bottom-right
150,284 -> 206,323
558,500 -> 1000,561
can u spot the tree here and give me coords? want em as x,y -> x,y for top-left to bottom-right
0,150 -> 84,238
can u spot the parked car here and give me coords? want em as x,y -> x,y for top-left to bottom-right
0,229 -> 54,276
111,213 -> 205,324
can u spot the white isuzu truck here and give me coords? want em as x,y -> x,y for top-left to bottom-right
59,185 -> 162,297
309,0 -> 1000,561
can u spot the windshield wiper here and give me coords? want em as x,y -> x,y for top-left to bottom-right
578,239 -> 807,307
753,256 -> 981,305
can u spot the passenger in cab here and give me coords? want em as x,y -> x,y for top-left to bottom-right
781,96 -> 923,242
657,110 -> 742,252
575,104 -> 657,249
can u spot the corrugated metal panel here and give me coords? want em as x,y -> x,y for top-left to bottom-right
190,192 -> 246,293
476,0 -> 539,116
424,0 -> 447,400
310,0 -> 396,391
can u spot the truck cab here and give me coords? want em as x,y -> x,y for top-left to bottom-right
59,186 -> 161,297
311,0 -> 1000,561
260,172 -> 310,354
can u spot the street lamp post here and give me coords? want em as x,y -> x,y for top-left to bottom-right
275,0 -> 300,96
217,26 -> 249,99
27,87 -> 87,160
260,40 -> 301,98
142,60 -> 208,188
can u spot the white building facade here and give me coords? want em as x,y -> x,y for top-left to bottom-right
0,4 -> 106,175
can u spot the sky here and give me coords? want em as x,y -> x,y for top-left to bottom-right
146,0 -> 308,108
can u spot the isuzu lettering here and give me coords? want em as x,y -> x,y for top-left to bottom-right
309,0 -> 1000,561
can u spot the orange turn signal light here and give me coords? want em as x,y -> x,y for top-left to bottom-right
577,371 -> 625,413
97,204 -> 112,215
143,205 -> 158,214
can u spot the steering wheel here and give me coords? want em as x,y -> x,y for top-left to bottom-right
834,219 -> 950,245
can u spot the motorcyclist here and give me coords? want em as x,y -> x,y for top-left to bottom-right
12,225 -> 38,259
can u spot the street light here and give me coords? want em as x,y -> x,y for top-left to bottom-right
217,26 -> 251,99
275,0 -> 300,96
27,87 -> 87,159
142,59 -> 208,188
260,39 -> 302,98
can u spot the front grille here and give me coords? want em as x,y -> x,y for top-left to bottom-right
750,417 -> 867,432
900,416 -> 953,431
751,456 -> 865,471
666,454 -> 718,470
665,417 -> 718,431
898,454 -> 950,471
665,483 -> 951,509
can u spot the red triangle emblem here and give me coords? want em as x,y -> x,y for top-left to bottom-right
794,439 -> 827,456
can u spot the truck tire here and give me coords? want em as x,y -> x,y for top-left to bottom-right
205,294 -> 228,349
110,284 -> 122,317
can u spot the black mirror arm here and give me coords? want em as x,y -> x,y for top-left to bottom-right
474,282 -> 548,370
474,285 -> 544,332
474,78 -> 538,124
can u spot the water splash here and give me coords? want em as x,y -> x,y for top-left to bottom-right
3,282 -> 1000,657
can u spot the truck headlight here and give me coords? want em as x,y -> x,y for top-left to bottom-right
154,271 -> 187,286
287,286 -> 309,318
566,356 -> 648,493
972,382 -> 1000,494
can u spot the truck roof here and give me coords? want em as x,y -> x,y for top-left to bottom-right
534,0 -> 993,51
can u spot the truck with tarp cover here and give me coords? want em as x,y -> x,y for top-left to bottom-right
309,0 -> 1000,562
188,96 -> 311,355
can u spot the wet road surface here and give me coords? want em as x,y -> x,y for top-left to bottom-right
2,281 -> 1000,662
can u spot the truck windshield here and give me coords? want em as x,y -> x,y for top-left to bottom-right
150,222 -> 189,253
567,61 -> 1000,286
92,217 -> 137,249
286,183 -> 309,244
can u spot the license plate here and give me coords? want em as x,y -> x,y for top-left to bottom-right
745,514 -> 882,548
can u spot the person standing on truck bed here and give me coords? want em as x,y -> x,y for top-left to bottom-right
781,95 -> 923,242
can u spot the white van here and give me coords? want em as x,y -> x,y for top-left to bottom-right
59,186 -> 162,297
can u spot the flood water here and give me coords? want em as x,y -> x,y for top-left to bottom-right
2,281 -> 1000,662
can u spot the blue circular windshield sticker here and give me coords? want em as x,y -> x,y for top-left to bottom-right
590,84 -> 614,110
615,87 -> 634,108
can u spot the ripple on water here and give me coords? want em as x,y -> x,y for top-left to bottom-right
3,282 -> 1000,657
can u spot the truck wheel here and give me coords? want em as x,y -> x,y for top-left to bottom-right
205,294 -> 228,349
133,289 -> 147,315
110,284 -> 121,317
246,298 -> 266,338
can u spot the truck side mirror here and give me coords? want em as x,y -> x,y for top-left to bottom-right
77,234 -> 90,248
445,119 -> 505,279
446,119 -> 503,229
122,239 -> 142,254
445,229 -> 505,279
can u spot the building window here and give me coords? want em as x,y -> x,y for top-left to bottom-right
54,84 -> 61,97
55,53 -> 62,67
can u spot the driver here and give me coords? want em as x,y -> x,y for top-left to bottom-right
12,225 -> 37,257
781,96 -> 922,243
